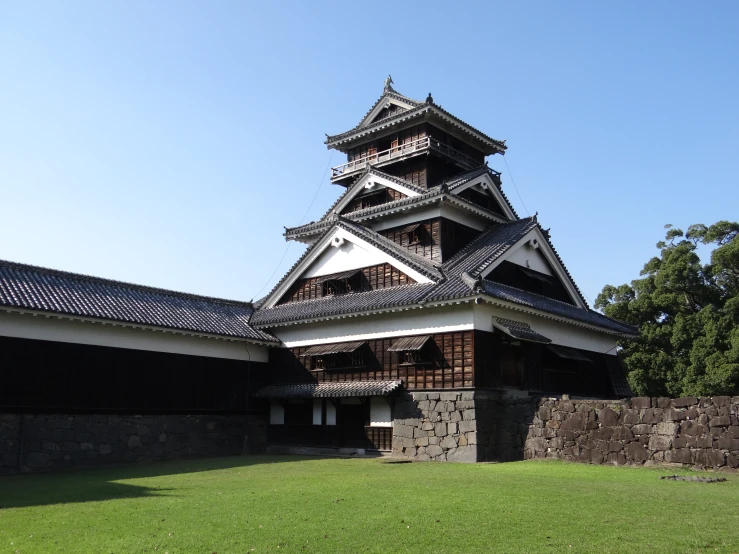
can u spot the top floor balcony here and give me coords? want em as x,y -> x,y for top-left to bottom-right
330,136 -> 482,183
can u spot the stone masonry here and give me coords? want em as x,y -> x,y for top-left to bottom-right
524,396 -> 739,470
392,391 -> 500,462
0,412 -> 266,474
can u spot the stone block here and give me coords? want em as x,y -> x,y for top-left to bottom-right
466,432 -> 477,445
462,409 -> 476,421
631,397 -> 651,410
665,409 -> 687,422
560,412 -> 587,431
25,452 -> 50,467
428,436 -> 440,445
712,396 -> 731,407
450,411 -> 462,422
641,409 -> 662,424
80,442 -> 94,451
672,438 -> 687,448
673,397 -> 698,408
440,435 -> 458,449
631,424 -> 653,435
448,422 -> 458,435
608,441 -> 623,452
657,397 -> 672,408
99,444 -> 113,455
426,444 -> 443,457
666,448 -> 692,464
657,422 -> 679,436
458,420 -> 476,433
395,425 -> 414,439
717,437 -> 739,450
625,442 -> 649,462
710,415 -> 732,427
458,434 -> 468,446
538,407 -> 551,421
649,435 -> 672,451
434,422 -> 447,437
697,436 -> 713,448
727,454 -> 739,469
598,407 -> 619,427
439,392 -> 459,401
612,427 -> 635,441
680,420 -> 705,436
593,427 -> 613,441
620,410 -> 640,425
447,446 -> 476,463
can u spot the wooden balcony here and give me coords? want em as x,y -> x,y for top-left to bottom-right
330,136 -> 482,182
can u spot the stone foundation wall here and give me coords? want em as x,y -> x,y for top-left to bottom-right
0,412 -> 266,474
392,390 -> 504,462
523,396 -> 739,470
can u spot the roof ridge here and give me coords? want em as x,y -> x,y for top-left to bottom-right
0,259 -> 254,308
351,89 -> 422,132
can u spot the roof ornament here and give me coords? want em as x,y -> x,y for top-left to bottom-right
533,211 -> 538,223
440,183 -> 449,194
543,228 -> 551,239
426,92 -> 433,104
384,75 -> 395,93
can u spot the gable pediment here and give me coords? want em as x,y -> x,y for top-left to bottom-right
449,172 -> 517,221
332,171 -> 423,217
479,226 -> 588,309
358,94 -> 419,129
263,223 -> 438,309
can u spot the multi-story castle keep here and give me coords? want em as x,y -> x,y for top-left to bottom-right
0,80 -> 635,470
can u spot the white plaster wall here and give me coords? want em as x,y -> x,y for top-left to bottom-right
0,310 -> 270,362
270,401 -> 285,425
274,304 -> 474,348
370,397 -> 392,427
313,400 -> 322,425
472,303 -> 619,355
503,243 -> 553,275
301,228 -> 433,284
326,401 -> 337,426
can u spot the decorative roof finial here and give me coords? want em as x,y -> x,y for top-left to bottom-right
426,92 -> 433,104
533,211 -> 538,223
384,75 -> 395,92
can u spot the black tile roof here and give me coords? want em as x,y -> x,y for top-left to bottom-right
325,94 -> 506,154
353,90 -> 423,130
259,217 -> 636,336
250,282 -> 436,327
0,259 -> 278,343
284,180 -> 513,241
255,379 -> 403,399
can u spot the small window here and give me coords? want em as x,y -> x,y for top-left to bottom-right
398,350 -> 430,365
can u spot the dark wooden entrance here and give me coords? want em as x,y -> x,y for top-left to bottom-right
338,400 -> 369,448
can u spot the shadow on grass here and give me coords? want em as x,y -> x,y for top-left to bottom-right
0,454 -> 315,509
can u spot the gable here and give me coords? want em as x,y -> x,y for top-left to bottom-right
449,172 -> 517,220
479,227 -> 588,309
358,95 -> 418,129
262,224 -> 438,309
331,171 -> 423,216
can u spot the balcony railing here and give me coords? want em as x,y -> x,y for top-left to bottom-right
330,136 -> 482,180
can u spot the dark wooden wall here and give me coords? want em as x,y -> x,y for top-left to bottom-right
379,218 -> 482,263
379,219 -> 441,262
342,188 -> 406,215
279,263 -> 416,304
271,331 -> 475,389
0,335 -> 269,413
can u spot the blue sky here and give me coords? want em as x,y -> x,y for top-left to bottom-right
1,1 -> 737,306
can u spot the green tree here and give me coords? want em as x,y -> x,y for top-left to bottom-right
596,221 -> 739,397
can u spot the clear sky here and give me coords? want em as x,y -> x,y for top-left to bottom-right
1,1 -> 737,306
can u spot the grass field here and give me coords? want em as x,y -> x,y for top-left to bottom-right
1,456 -> 738,553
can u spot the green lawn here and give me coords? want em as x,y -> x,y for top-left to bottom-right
1,456 -> 738,553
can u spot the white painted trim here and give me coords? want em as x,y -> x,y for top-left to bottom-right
262,225 -> 435,309
368,201 -> 495,233
449,172 -> 517,220
0,309 -> 271,362
478,227 -> 588,310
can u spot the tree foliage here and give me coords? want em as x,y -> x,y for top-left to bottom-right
596,221 -> 739,397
